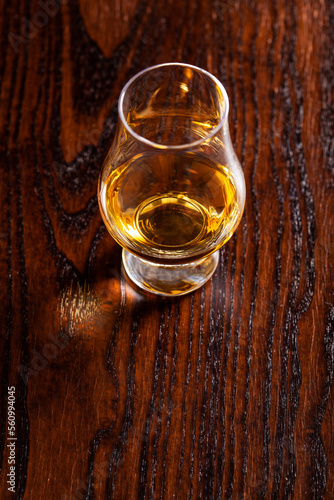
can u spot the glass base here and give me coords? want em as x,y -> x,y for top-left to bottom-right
122,249 -> 219,296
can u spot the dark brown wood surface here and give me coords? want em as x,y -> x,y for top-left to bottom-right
0,0 -> 333,498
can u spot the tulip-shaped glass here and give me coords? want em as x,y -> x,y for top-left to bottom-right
98,63 -> 245,296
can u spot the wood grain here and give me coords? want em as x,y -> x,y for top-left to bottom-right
0,0 -> 333,498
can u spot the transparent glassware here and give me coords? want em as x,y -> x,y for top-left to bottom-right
98,63 -> 246,296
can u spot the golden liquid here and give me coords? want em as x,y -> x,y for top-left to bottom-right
100,152 -> 240,262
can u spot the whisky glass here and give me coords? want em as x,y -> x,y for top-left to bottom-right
98,63 -> 245,296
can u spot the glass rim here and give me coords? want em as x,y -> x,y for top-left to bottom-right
118,62 -> 229,151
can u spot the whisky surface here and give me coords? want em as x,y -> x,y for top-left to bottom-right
100,151 -> 241,261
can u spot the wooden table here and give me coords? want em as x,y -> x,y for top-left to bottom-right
1,0 -> 333,498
